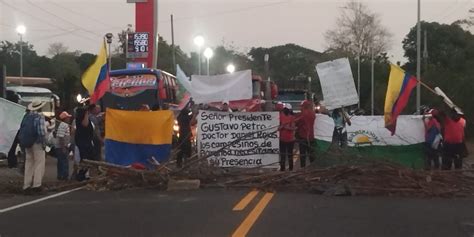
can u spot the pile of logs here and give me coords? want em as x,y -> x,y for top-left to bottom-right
75,159 -> 474,197
224,163 -> 474,197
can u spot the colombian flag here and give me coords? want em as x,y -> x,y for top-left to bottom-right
81,39 -> 110,104
384,64 -> 418,135
105,109 -> 174,166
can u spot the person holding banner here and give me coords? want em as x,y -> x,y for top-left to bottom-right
279,104 -> 297,171
296,100 -> 316,168
329,108 -> 351,148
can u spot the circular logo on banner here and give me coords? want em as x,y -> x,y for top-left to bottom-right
348,130 -> 380,146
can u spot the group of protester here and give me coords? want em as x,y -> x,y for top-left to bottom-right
277,100 -> 316,171
8,95 -> 468,193
422,106 -> 468,170
8,99 -> 104,194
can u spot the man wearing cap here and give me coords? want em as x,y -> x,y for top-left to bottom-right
22,100 -> 47,192
221,100 -> 233,112
54,111 -> 72,180
279,103 -> 297,171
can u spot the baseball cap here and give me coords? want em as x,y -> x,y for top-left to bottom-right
59,111 -> 72,120
301,100 -> 311,107
275,102 -> 284,111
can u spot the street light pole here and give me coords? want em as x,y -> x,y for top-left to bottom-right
193,35 -> 204,75
198,47 -> 202,75
16,25 -> 26,86
203,47 -> 213,76
105,33 -> 113,71
19,34 -> 23,86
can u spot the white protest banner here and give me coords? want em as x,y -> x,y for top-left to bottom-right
315,115 -> 425,146
0,98 -> 26,155
316,58 -> 359,110
191,70 -> 252,104
197,110 -> 279,168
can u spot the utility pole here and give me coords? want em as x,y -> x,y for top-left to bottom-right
357,49 -> 361,109
371,48 -> 374,115
423,30 -> 428,73
1,65 -> 6,98
264,54 -> 272,111
416,0 -> 421,114
171,14 -> 176,74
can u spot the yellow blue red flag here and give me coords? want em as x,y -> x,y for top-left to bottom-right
384,64 -> 418,135
81,39 -> 110,103
105,109 -> 174,166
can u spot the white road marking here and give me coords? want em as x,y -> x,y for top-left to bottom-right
0,187 -> 84,214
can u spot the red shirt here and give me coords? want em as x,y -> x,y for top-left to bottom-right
443,117 -> 466,144
296,109 -> 316,140
280,113 -> 295,142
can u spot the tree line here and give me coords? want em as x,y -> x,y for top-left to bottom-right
0,1 -> 472,136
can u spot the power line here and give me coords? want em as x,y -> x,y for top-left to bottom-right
26,0 -> 102,37
159,1 -> 291,23
0,0 -> 97,43
438,0 -> 473,23
49,2 -> 117,29
35,29 -> 79,43
0,22 -> 73,32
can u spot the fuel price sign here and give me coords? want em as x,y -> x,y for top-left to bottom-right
127,32 -> 149,58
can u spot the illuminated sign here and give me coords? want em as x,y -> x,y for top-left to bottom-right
127,32 -> 149,58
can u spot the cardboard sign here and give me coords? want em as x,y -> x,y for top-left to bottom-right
197,111 -> 279,168
316,58 -> 359,110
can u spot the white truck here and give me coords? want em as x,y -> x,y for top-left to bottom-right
6,86 -> 56,117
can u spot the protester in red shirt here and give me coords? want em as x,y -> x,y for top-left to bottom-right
435,108 -> 467,170
296,100 -> 316,168
422,108 -> 442,170
279,104 -> 296,171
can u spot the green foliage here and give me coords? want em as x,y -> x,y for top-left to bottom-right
248,44 -> 324,90
402,21 -> 474,136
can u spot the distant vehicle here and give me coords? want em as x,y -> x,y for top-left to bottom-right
276,76 -> 313,112
209,75 -> 278,112
277,89 -> 311,113
6,86 -> 56,117
101,68 -> 179,111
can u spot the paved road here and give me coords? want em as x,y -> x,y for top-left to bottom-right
1,188 -> 474,237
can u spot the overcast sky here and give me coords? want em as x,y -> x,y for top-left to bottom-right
0,0 -> 471,63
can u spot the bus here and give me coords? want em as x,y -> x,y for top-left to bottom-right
101,68 -> 180,111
